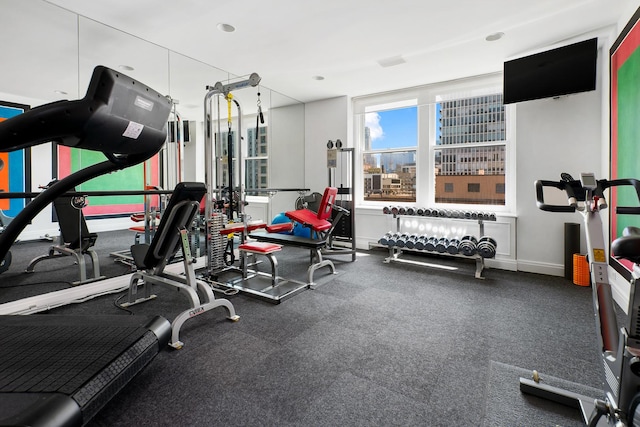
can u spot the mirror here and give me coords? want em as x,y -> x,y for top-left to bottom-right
0,0 -> 306,228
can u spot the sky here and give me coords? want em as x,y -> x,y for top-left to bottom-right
365,106 -> 418,150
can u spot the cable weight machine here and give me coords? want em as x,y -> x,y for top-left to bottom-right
203,73 -> 261,272
326,139 -> 356,261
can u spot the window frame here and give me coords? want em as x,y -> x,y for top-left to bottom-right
353,73 -> 515,214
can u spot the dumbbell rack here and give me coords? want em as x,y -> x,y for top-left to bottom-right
382,212 -> 495,279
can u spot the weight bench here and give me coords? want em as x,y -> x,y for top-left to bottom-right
243,186 -> 342,289
26,189 -> 105,285
246,231 -> 336,289
122,182 -> 239,349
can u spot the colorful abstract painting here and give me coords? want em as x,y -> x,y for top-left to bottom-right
56,146 -> 160,218
0,101 -> 31,217
610,6 -> 640,274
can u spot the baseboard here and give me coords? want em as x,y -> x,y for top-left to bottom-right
485,258 -> 517,272
516,260 -> 564,277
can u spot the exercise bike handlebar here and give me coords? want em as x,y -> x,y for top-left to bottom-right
534,180 -> 577,212
535,177 -> 640,214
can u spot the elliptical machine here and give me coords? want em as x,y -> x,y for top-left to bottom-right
521,172 -> 640,426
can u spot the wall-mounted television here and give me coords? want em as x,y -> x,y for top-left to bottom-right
503,37 -> 598,104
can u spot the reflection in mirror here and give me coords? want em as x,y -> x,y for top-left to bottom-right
0,0 -> 79,103
78,17 -> 169,95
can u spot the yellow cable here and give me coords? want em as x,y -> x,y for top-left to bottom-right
226,93 -> 233,126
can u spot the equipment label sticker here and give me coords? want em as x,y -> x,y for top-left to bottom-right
593,248 -> 606,263
123,121 -> 144,139
134,95 -> 154,111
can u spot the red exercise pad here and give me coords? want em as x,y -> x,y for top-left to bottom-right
238,241 -> 282,254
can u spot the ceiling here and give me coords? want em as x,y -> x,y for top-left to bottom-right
44,0 -> 631,102
0,0 -> 632,110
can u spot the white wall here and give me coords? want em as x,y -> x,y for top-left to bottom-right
304,96 -> 348,191
269,103 -> 306,217
515,73 -> 604,275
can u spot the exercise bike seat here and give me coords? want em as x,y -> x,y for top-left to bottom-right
612,227 -> 640,264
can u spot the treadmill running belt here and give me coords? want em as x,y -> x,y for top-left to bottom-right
0,314 -> 170,427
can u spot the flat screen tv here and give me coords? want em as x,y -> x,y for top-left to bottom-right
503,37 -> 597,104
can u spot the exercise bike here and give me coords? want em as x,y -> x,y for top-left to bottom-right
521,172 -> 640,426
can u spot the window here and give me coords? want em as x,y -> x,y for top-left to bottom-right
246,126 -> 268,193
434,94 -> 507,206
354,74 -> 513,212
362,101 -> 417,202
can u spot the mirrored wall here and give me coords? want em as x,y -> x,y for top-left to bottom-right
0,0 -> 304,190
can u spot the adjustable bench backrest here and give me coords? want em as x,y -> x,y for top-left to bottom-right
134,182 -> 206,271
317,187 -> 338,221
52,190 -> 96,252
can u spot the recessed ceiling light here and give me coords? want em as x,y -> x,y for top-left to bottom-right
54,90 -> 68,95
217,23 -> 236,33
118,65 -> 135,71
378,55 -> 406,68
485,32 -> 504,42
312,75 -> 325,81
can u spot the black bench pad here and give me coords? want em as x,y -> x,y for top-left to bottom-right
248,232 -> 326,249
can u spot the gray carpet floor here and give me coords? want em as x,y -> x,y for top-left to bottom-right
0,229 -> 615,426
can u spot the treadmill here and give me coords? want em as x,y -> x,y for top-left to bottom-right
0,65 -> 174,426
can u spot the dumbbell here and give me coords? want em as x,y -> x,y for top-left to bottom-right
425,236 -> 438,251
458,235 -> 478,256
383,206 -> 392,214
378,232 -> 397,246
404,234 -> 420,249
477,236 -> 497,258
438,209 -> 448,218
394,233 -> 412,248
398,207 -> 407,215
414,234 -> 429,250
423,208 -> 433,217
436,237 -> 449,253
446,238 -> 460,255
390,206 -> 400,215
463,211 -> 472,220
488,213 -> 496,221
405,207 -> 416,216
416,208 -> 425,216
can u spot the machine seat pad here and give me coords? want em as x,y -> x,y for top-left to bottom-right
612,234 -> 640,264
249,232 -> 327,249
285,210 -> 331,231
265,223 -> 293,233
219,222 -> 267,236
238,241 -> 282,254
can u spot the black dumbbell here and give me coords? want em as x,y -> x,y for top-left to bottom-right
395,233 -> 412,248
383,206 -> 392,214
404,234 -> 419,249
436,237 -> 449,253
414,234 -> 428,250
459,235 -> 478,256
477,236 -> 497,258
425,236 -> 438,251
416,208 -> 425,216
378,232 -> 397,246
446,238 -> 460,255
406,207 -> 416,216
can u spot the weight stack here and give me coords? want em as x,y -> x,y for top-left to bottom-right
564,222 -> 580,280
207,212 -> 228,271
